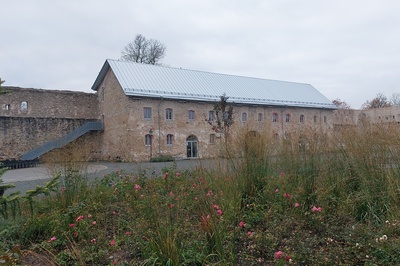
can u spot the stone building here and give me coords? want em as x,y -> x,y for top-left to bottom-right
0,59 -> 340,161
91,59 -> 337,161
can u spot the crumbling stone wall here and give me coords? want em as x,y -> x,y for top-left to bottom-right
0,87 -> 101,160
0,87 -> 99,119
0,117 -> 101,160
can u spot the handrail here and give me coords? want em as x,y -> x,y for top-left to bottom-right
20,121 -> 103,161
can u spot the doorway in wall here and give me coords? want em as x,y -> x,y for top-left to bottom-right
186,135 -> 198,158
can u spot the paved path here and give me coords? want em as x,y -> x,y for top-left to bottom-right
1,159 -> 221,195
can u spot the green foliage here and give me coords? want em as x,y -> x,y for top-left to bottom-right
1,125 -> 400,264
149,155 -> 175,162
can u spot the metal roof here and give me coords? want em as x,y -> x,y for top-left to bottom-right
91,59 -> 337,109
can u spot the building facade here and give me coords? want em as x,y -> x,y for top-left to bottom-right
0,59 -> 352,161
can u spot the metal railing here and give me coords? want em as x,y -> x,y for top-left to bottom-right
20,121 -> 104,161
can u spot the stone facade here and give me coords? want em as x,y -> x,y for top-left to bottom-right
0,87 -> 100,160
0,87 -> 98,119
96,69 -> 334,161
4,69 -> 398,162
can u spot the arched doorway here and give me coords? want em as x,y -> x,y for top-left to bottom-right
186,135 -> 198,158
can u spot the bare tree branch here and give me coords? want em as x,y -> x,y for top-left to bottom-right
121,34 -> 166,65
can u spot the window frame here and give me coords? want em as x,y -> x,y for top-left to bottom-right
165,108 -> 173,120
145,134 -> 152,146
166,134 -> 174,146
285,114 -> 291,123
272,113 -> 278,123
143,107 -> 152,120
300,114 -> 305,123
188,110 -> 195,121
209,133 -> 215,144
241,112 -> 247,123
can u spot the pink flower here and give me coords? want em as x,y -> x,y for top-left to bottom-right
295,202 -> 300,208
275,250 -> 283,259
90,238 -> 96,243
283,193 -> 287,197
170,191 -> 174,197
113,260 -> 117,265
194,197 -> 199,201
73,232 -> 78,237
112,211 -> 116,215
275,188 -> 279,193
247,231 -> 252,236
134,184 -> 141,190
76,215 -> 84,222
212,204 -> 219,210
87,214 -> 92,219
61,187 -> 66,192
163,172 -> 169,180
311,206 -> 322,212
175,172 -> 180,177
216,209 -> 223,216
110,239 -> 115,246
92,221 -> 97,225
286,255 -> 291,261
49,236 -> 56,242
239,221 -> 246,228
206,190 -> 212,197
170,204 -> 174,209
69,223 -> 75,227
125,231 -> 131,235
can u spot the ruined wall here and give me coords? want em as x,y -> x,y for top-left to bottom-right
0,116 -> 101,160
0,87 -> 101,160
0,87 -> 99,119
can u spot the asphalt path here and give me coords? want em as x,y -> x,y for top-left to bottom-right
1,159 -> 223,195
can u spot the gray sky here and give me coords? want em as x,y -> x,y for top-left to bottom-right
1,0 -> 400,109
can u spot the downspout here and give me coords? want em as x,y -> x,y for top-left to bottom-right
157,97 -> 163,156
281,105 -> 287,136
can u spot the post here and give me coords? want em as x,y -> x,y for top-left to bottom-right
149,129 -> 153,160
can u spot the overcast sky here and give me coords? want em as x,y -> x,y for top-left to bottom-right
1,0 -> 400,109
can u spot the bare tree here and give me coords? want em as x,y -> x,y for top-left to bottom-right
390,93 -> 400,106
121,34 -> 166,65
332,98 -> 351,109
0,78 -> 6,94
361,92 -> 391,109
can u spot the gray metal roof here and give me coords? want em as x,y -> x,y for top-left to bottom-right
91,59 -> 337,109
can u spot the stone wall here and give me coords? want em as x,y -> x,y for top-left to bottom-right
0,87 -> 99,119
97,69 -> 334,161
0,116 -> 100,160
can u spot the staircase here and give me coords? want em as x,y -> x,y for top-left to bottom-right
20,121 -> 104,161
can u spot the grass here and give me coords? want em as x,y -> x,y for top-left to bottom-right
1,123 -> 400,265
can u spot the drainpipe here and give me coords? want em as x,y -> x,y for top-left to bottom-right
157,97 -> 163,156
281,105 -> 287,136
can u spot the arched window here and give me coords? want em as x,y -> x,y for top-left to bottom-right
208,111 -> 215,121
21,101 -> 28,112
300,114 -> 305,123
257,113 -> 263,122
313,115 -> 317,123
166,134 -> 174,145
241,112 -> 247,122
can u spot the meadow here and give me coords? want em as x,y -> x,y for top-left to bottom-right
1,122 -> 400,265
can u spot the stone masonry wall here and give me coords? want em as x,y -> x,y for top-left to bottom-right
0,116 -> 100,160
97,69 -> 334,162
0,87 -> 99,119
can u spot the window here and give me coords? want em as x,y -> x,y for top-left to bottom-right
210,134 -> 215,144
143,107 -> 152,120
300,114 -> 305,123
257,113 -> 263,122
167,134 -> 174,146
4,104 -> 10,111
188,110 -> 195,120
208,111 -> 215,121
285,114 -> 290,123
241,112 -> 247,122
272,113 -> 278,123
21,101 -> 28,112
324,116 -> 327,124
145,134 -> 152,146
166,108 -> 173,120
313,115 -> 317,123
